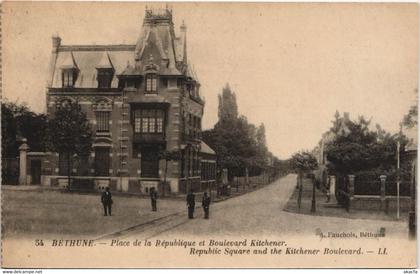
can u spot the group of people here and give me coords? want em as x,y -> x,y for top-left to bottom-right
100,187 -> 212,219
186,190 -> 211,219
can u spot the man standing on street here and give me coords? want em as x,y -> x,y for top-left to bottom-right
150,187 -> 158,211
202,192 -> 211,219
186,190 -> 195,219
101,187 -> 113,216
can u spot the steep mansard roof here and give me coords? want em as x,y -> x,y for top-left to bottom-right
50,46 -> 135,88
48,9 -> 192,89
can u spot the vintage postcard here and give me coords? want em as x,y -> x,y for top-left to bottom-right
1,1 -> 418,269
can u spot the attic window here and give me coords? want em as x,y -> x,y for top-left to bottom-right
145,74 -> 158,93
62,69 -> 77,88
97,68 -> 114,88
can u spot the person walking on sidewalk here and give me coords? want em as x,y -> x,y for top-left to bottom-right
101,187 -> 113,216
202,192 -> 211,219
186,190 -> 195,219
150,187 -> 158,211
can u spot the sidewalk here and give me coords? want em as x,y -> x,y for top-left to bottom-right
283,177 -> 408,222
2,179 -> 276,203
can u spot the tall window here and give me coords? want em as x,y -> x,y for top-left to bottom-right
96,112 -> 110,132
97,68 -> 114,88
133,109 -> 164,134
62,69 -> 77,87
145,74 -> 158,93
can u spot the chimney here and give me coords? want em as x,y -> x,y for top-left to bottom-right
180,20 -> 187,32
52,35 -> 61,52
343,112 -> 350,121
180,20 -> 187,63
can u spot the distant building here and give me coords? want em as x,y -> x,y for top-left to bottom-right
27,8 -> 217,193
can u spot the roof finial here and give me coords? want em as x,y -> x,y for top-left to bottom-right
180,20 -> 187,32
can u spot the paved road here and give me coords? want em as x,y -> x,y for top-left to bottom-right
106,174 -> 410,240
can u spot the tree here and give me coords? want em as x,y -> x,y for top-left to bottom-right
291,151 -> 318,212
47,101 -> 93,187
402,89 -> 418,129
204,84 -> 279,181
291,151 -> 318,174
218,83 -> 238,122
324,112 -> 412,187
204,115 -> 258,180
1,101 -> 48,158
255,123 -> 268,171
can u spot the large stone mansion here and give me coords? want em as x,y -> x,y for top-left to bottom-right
22,8 -> 216,194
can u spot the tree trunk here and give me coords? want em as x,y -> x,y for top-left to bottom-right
311,175 -> 316,213
67,152 -> 71,191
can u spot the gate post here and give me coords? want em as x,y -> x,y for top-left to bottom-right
19,139 -> 29,185
379,175 -> 387,213
347,175 -> 355,211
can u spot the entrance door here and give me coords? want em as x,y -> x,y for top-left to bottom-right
31,160 -> 41,185
141,146 -> 159,178
95,147 -> 110,176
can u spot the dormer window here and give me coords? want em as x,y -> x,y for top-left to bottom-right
145,74 -> 158,93
97,68 -> 114,88
62,69 -> 77,88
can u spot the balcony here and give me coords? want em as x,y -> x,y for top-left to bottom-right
133,133 -> 166,144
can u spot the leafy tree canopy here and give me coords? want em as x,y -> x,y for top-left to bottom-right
325,112 -> 409,179
1,101 -> 48,157
47,101 -> 93,157
291,151 -> 318,173
204,84 -> 275,179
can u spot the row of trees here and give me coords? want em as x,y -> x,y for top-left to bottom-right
202,84 -> 283,181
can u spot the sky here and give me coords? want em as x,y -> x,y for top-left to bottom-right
2,2 -> 418,159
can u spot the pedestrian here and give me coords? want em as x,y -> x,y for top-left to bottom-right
150,187 -> 158,211
101,187 -> 113,216
202,191 -> 211,219
186,189 -> 195,219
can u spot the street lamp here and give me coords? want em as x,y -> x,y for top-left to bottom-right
310,172 -> 316,213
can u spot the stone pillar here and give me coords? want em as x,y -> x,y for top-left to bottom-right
245,168 -> 249,186
329,175 -> 336,201
121,177 -> 129,192
222,169 -> 228,185
379,175 -> 387,212
347,175 -> 355,212
348,175 -> 355,198
19,139 -> 29,185
169,178 -> 179,193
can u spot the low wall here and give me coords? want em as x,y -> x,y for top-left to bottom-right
336,174 -> 413,213
351,195 -> 411,212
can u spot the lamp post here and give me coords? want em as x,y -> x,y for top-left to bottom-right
397,141 -> 401,220
396,122 -> 402,220
311,172 -> 316,213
